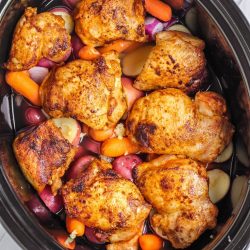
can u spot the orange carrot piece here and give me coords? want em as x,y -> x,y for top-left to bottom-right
98,40 -> 137,54
101,137 -> 139,157
145,0 -> 172,22
78,46 -> 101,60
139,234 -> 163,250
5,71 -> 41,106
52,230 -> 76,250
66,216 -> 85,237
89,127 -> 114,142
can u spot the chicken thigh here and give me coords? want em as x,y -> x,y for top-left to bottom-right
40,52 -> 127,130
62,159 -> 151,245
134,31 -> 207,94
4,7 -> 71,71
127,88 -> 234,162
74,0 -> 146,47
13,120 -> 75,194
134,155 -> 218,249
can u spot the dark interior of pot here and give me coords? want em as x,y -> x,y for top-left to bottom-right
0,0 -> 249,249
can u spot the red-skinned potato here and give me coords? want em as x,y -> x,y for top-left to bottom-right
26,195 -> 54,224
112,154 -> 142,181
81,136 -> 101,154
74,145 -> 89,160
85,226 -> 105,244
39,186 -> 64,214
66,155 -> 95,181
122,77 -> 144,111
52,117 -> 81,146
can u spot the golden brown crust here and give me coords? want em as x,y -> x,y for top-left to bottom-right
74,0 -> 146,46
13,120 -> 75,194
134,31 -> 207,93
62,159 -> 151,243
134,155 -> 218,249
40,52 -> 127,130
4,7 -> 71,71
127,88 -> 234,162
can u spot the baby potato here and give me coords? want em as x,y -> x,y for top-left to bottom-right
168,24 -> 191,34
214,142 -> 233,163
208,169 -> 230,204
121,45 -> 154,77
231,175 -> 248,209
52,117 -> 81,146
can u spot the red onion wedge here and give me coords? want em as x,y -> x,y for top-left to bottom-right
49,7 -> 74,34
66,155 -> 95,181
71,34 -> 84,59
39,186 -> 64,214
81,136 -> 101,154
112,154 -> 142,181
145,16 -> 178,41
145,17 -> 164,41
25,107 -> 47,125
26,195 -> 54,224
28,66 -> 49,85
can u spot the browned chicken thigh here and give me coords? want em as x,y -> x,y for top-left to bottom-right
4,7 -> 71,71
40,52 -> 127,130
62,159 -> 151,247
13,120 -> 76,194
127,88 -> 234,162
74,0 -> 146,47
134,155 -> 218,249
134,31 -> 207,94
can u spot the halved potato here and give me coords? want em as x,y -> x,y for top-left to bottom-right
214,142 -> 233,163
52,117 -> 81,146
231,175 -> 248,209
121,45 -> 154,77
185,7 -> 198,34
168,24 -> 191,34
236,138 -> 250,167
208,169 -> 230,204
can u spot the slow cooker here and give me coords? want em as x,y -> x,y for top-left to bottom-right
0,0 -> 249,249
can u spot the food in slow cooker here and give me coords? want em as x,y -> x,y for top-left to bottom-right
40,51 -> 127,130
4,0 -> 237,249
134,31 -> 207,93
62,159 -> 151,248
4,7 -> 71,71
13,119 -> 76,194
127,88 -> 234,162
134,155 -> 218,248
74,0 -> 146,46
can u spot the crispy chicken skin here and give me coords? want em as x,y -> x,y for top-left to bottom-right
4,7 -> 71,71
62,159 -> 151,243
134,31 -> 207,94
74,0 -> 146,47
40,52 -> 127,130
13,120 -> 75,194
134,155 -> 218,249
127,88 -> 234,163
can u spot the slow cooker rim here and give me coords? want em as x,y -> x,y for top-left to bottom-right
197,0 -> 250,249
0,0 -> 249,249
